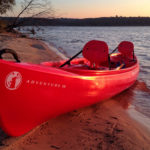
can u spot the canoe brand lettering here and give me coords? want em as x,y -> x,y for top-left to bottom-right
26,80 -> 67,89
5,71 -> 22,90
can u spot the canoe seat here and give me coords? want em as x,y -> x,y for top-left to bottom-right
118,41 -> 134,60
82,40 -> 109,69
118,41 -> 135,67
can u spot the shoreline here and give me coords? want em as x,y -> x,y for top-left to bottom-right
0,31 -> 150,150
0,31 -> 63,64
43,41 -> 68,60
127,105 -> 150,132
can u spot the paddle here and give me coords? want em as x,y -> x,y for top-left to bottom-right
59,46 -> 118,68
109,47 -> 118,55
59,49 -> 83,68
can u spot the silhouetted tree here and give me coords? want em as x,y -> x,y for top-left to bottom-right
0,0 -> 15,14
7,0 -> 54,31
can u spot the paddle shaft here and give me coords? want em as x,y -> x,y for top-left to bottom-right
60,50 -> 83,67
109,47 -> 118,55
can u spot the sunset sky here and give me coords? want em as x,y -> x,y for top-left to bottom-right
51,0 -> 150,18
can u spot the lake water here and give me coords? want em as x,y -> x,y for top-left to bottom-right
23,26 -> 150,119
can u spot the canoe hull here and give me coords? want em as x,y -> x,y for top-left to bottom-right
0,59 -> 139,136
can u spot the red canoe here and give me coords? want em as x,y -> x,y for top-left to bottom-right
0,40 -> 139,136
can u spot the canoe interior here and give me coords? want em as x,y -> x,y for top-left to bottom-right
42,53 -> 137,75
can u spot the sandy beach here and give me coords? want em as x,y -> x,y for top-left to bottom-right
0,32 -> 150,150
0,32 -> 62,64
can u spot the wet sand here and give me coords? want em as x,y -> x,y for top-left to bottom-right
0,32 -> 62,64
0,32 -> 150,150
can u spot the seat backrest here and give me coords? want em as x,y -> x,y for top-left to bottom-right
82,40 -> 109,67
118,41 -> 134,59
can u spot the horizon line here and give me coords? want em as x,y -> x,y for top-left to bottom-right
1,16 -> 150,19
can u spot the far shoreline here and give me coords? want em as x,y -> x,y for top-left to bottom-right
1,16 -> 150,26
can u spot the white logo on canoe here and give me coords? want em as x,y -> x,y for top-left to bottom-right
5,71 -> 22,90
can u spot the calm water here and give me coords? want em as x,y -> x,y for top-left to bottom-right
23,26 -> 150,118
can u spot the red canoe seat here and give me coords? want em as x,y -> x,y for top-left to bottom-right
118,41 -> 135,67
82,40 -> 109,69
118,41 -> 134,59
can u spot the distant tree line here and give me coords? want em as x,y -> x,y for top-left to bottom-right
1,16 -> 150,26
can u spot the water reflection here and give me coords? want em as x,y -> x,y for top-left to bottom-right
112,80 -> 150,118
112,83 -> 136,109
